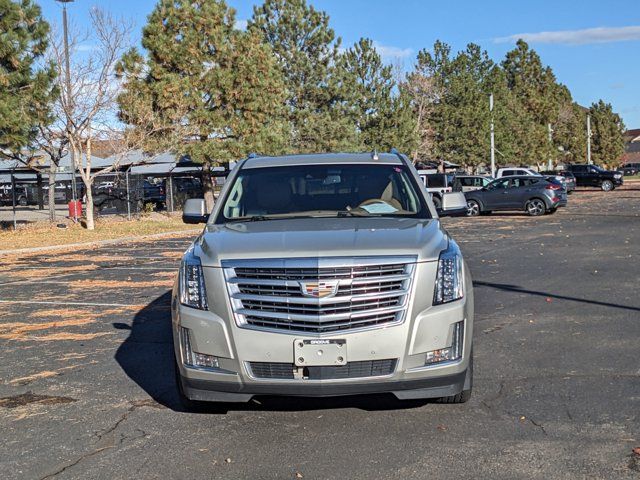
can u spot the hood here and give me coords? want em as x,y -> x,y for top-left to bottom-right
195,217 -> 448,267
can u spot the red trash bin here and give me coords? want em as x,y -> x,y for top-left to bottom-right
68,200 -> 82,219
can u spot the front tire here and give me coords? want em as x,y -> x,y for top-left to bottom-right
175,358 -> 207,412
466,200 -> 480,217
432,195 -> 442,210
438,353 -> 473,404
526,198 -> 546,216
601,180 -> 613,191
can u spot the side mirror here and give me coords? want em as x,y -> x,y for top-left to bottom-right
182,198 -> 208,224
438,192 -> 467,217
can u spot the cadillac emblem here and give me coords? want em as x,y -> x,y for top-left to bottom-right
299,280 -> 339,299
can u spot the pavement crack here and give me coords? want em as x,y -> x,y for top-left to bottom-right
42,400 -> 155,479
528,418 -> 548,435
39,446 -> 112,480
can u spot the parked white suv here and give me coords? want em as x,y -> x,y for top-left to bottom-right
495,167 -> 541,178
174,152 -> 474,409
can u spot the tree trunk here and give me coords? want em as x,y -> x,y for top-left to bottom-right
84,136 -> 95,230
202,162 -> 215,212
85,186 -> 95,230
48,166 -> 56,223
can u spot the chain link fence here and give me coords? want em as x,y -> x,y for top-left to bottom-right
0,168 -> 217,228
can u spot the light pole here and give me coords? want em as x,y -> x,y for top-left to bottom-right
547,123 -> 554,170
586,114 -> 592,165
489,94 -> 495,177
57,0 -> 77,219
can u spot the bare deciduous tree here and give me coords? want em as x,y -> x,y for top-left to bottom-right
403,73 -> 438,163
48,7 -> 133,230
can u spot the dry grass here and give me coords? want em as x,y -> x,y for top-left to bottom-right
0,215 -> 197,253
67,278 -> 174,290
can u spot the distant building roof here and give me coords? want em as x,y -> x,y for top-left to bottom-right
624,129 -> 640,143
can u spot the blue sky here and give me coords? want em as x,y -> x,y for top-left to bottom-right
39,0 -> 640,128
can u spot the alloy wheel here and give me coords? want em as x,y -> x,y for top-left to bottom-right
466,200 -> 480,217
526,199 -> 545,216
601,180 -> 613,191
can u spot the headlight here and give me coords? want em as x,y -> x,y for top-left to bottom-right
433,240 -> 464,305
614,173 -> 622,178
180,246 -> 208,310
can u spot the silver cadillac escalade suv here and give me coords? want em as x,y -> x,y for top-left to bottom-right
173,152 -> 474,408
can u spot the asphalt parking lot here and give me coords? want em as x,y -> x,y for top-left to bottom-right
1,185 -> 639,480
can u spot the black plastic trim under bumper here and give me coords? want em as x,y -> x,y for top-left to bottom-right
180,369 -> 467,402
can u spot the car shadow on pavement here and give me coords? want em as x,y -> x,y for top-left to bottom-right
474,280 -> 640,312
114,291 -> 183,410
115,292 -> 433,414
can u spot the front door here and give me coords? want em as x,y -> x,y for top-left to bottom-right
482,178 -> 513,209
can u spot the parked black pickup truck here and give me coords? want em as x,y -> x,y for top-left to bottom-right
565,164 -> 623,191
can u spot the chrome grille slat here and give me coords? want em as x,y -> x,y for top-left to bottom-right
223,257 -> 415,334
232,288 -> 409,305
244,312 -> 398,332
236,304 -> 406,323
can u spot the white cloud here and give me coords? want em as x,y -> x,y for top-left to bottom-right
234,19 -> 248,31
372,41 -> 413,62
495,25 -> 640,45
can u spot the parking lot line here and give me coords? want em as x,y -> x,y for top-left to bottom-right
0,299 -> 154,308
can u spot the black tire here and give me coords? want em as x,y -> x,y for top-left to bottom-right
466,199 -> 480,217
438,353 -> 473,404
18,196 -> 27,206
525,198 -> 546,216
601,180 -> 614,192
432,195 -> 442,210
546,207 -> 557,215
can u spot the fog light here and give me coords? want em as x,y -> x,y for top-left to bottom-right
180,326 -> 220,369
193,352 -> 219,369
425,320 -> 464,365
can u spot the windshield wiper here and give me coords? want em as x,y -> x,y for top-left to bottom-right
337,209 -> 370,217
233,214 -> 316,222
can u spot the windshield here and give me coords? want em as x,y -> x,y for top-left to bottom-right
216,163 -> 430,223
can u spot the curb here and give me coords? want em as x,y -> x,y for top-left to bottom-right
0,228 -> 201,257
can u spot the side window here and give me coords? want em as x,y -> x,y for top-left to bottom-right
574,165 -> 587,173
460,178 -> 472,187
511,178 -> 524,188
472,178 -> 483,187
502,170 -> 515,176
494,179 -> 510,189
588,166 -> 599,173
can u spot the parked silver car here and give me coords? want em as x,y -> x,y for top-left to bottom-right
173,152 -> 474,408
465,175 -> 567,216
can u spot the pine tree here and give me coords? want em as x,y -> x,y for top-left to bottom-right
589,100 -> 625,168
337,38 -> 394,150
501,39 -> 568,165
0,0 -> 56,157
118,0 -> 287,208
553,102 -> 587,164
249,0 -> 357,152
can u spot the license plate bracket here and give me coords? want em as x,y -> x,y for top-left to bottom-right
294,339 -> 347,366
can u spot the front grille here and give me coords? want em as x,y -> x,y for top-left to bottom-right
223,257 -> 415,334
248,359 -> 397,380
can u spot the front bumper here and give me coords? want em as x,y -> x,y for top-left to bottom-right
172,261 -> 474,402
178,367 -> 469,402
